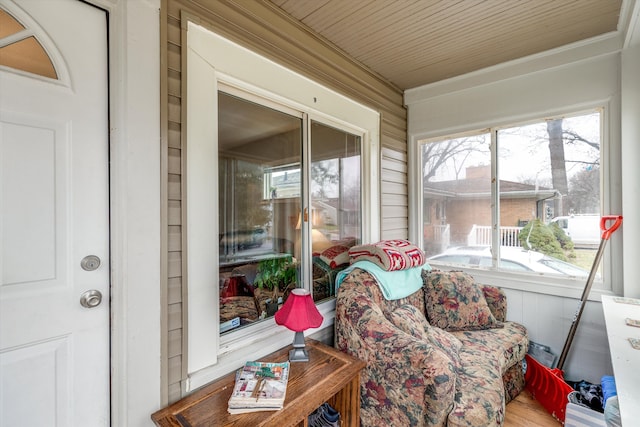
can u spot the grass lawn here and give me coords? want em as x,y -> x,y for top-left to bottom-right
572,248 -> 599,271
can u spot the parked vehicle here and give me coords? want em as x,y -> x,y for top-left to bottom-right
219,227 -> 267,251
548,215 -> 600,248
428,246 -> 590,277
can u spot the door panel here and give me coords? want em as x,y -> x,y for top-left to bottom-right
1,337 -> 70,426
2,119 -> 59,286
0,1 -> 109,425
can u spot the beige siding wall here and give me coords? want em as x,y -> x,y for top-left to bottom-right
381,147 -> 409,239
161,0 -> 408,403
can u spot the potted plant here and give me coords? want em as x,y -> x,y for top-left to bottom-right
254,257 -> 298,316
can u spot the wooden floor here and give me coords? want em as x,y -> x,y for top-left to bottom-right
505,389 -> 561,426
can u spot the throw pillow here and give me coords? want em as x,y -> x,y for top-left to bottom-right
319,245 -> 351,269
349,239 -> 426,271
422,270 -> 503,331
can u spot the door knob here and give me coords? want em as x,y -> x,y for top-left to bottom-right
80,289 -> 103,308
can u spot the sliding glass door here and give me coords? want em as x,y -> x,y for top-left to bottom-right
217,90 -> 363,335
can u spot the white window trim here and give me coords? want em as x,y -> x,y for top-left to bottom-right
406,45 -> 623,298
410,104 -> 621,299
186,21 -> 380,391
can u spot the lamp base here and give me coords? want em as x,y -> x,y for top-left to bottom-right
288,347 -> 309,362
289,331 -> 309,362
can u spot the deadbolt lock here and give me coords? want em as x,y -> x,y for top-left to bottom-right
81,255 -> 101,271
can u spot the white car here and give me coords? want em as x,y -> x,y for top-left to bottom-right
428,246 -> 590,277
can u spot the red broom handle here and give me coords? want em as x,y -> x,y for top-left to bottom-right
556,215 -> 622,370
600,215 -> 622,240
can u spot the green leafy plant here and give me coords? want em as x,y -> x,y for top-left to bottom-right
254,257 -> 298,299
548,221 -> 572,249
518,219 -> 576,261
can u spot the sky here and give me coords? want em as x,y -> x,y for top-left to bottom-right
424,111 -> 600,186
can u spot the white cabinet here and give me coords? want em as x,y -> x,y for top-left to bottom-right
601,295 -> 640,424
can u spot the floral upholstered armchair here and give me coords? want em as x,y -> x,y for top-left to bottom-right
334,240 -> 528,427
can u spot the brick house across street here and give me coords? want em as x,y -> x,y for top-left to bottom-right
423,166 -> 558,255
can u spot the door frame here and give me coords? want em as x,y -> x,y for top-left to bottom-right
87,0 -> 162,425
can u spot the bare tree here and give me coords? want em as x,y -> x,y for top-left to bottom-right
311,160 -> 339,198
234,161 -> 272,229
547,119 -> 570,215
563,129 -> 601,152
546,117 -> 601,216
568,166 -> 600,214
422,136 -> 489,184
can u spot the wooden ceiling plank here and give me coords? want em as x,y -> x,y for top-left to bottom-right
269,0 -> 621,88
318,1 -> 431,54
298,0 -> 378,33
274,0 -> 331,21
356,1 -> 537,62
367,1 -> 617,69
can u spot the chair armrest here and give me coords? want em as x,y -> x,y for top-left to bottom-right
480,284 -> 507,322
335,272 -> 457,426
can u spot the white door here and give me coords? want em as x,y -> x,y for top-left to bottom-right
0,1 -> 110,425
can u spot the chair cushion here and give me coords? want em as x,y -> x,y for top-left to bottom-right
451,321 -> 529,373
446,322 -> 529,427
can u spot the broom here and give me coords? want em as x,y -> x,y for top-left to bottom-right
524,215 -> 622,423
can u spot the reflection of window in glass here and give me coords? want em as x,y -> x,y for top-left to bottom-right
421,110 -> 602,279
309,121 -> 362,302
310,121 -> 361,244
218,91 -> 302,334
265,165 -> 301,199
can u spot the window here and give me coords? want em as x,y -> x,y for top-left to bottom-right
217,91 -> 363,335
186,22 -> 379,388
217,91 -> 304,334
0,8 -> 67,81
421,110 -> 603,283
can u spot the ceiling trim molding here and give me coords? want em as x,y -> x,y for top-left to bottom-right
620,0 -> 640,47
404,32 -> 623,105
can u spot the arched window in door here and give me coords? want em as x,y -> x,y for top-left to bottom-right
0,8 -> 57,79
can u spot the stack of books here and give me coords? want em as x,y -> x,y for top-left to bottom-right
227,360 -> 290,414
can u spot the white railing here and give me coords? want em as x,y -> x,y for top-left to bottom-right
501,226 -> 522,247
467,225 -> 523,247
432,224 -> 450,252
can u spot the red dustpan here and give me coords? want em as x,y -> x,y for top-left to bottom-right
524,215 -> 622,423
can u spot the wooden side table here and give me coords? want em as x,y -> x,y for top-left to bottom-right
151,339 -> 366,426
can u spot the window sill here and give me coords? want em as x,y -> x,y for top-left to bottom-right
427,262 -> 616,301
187,299 -> 336,392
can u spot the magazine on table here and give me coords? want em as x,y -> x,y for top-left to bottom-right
227,360 -> 290,414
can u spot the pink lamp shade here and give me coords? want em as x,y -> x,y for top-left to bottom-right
274,288 -> 323,362
274,288 -> 323,332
